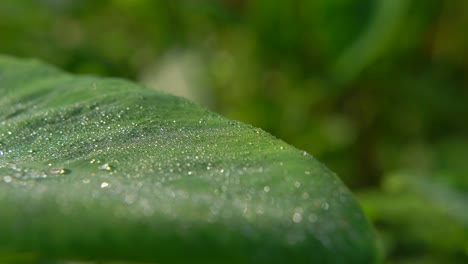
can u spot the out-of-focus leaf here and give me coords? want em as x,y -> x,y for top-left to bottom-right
358,174 -> 468,264
333,0 -> 411,82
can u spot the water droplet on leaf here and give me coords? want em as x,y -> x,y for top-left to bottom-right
322,202 -> 329,210
3,176 -> 12,183
292,212 -> 303,223
98,163 -> 112,171
308,213 -> 318,223
50,168 -> 68,175
294,181 -> 301,188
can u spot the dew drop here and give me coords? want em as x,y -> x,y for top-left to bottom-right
3,176 -> 12,183
292,212 -> 303,223
321,202 -> 330,210
98,163 -> 112,171
308,213 -> 318,223
50,168 -> 66,175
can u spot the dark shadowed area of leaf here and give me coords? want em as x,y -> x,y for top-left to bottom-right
0,55 -> 377,264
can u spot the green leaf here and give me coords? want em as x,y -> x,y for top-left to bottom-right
0,55 -> 377,264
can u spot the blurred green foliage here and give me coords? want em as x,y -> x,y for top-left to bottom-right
0,0 -> 467,263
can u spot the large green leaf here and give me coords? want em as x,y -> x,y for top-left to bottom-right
0,55 -> 377,263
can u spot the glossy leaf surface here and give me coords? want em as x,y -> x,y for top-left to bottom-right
0,55 -> 377,263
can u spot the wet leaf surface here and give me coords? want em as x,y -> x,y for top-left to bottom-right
0,55 -> 377,263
